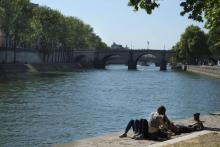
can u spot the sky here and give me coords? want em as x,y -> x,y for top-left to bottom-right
30,0 -> 207,50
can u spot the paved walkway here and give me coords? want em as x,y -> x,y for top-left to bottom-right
53,113 -> 220,147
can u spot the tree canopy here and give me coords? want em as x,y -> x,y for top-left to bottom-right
0,0 -> 108,51
208,26 -> 220,57
172,25 -> 209,64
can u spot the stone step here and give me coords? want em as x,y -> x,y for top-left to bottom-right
24,64 -> 39,73
148,130 -> 215,147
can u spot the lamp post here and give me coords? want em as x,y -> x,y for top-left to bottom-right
147,41 -> 149,49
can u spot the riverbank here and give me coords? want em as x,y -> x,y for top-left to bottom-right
53,113 -> 220,147
185,65 -> 220,78
0,63 -> 90,74
0,63 -> 86,80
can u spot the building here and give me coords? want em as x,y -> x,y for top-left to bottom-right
111,42 -> 124,49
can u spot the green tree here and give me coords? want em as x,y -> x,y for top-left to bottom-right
0,0 -> 36,63
0,0 -> 35,43
208,27 -> 220,58
61,16 -> 107,50
172,25 -> 209,64
0,0 -> 108,64
34,6 -> 65,62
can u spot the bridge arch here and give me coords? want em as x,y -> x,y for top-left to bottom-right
136,53 -> 157,66
74,54 -> 91,68
100,53 -> 128,68
132,51 -> 172,70
74,55 -> 87,62
103,54 -> 118,62
135,53 -> 158,62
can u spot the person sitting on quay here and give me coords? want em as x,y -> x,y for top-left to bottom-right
167,113 -> 204,135
147,105 -> 172,140
119,106 -> 204,140
119,105 -> 172,140
119,118 -> 149,139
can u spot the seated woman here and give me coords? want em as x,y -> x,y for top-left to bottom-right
168,113 -> 204,135
168,122 -> 204,135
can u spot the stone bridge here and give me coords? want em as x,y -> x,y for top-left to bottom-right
73,49 -> 175,70
0,47 -> 175,70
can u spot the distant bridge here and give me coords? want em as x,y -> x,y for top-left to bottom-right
0,47 -> 176,70
73,49 -> 175,70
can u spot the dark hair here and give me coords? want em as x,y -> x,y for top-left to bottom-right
157,105 -> 166,115
194,113 -> 200,121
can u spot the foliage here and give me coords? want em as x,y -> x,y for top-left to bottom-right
208,27 -> 220,57
0,0 -> 108,53
128,0 -> 159,14
172,25 -> 209,64
128,0 -> 220,31
0,0 -> 30,40
180,0 -> 220,30
34,6 -> 63,56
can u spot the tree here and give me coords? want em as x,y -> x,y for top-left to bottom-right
0,0 -> 108,64
0,0 -> 35,63
208,26 -> 220,58
172,25 -> 209,64
128,0 -> 220,30
34,6 -> 66,62
0,0 -> 35,43
61,16 -> 108,50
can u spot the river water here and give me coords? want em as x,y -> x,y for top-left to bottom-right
0,65 -> 220,147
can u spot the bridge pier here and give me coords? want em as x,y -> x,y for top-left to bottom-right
159,51 -> 167,71
127,51 -> 137,70
160,60 -> 167,71
128,62 -> 137,69
94,58 -> 105,69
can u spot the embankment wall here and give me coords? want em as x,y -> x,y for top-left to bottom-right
0,50 -> 42,64
186,65 -> 220,78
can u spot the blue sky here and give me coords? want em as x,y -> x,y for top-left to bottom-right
31,0 -> 206,49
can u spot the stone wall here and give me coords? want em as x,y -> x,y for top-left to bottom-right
0,64 -> 28,73
186,65 -> 220,78
0,50 -> 43,64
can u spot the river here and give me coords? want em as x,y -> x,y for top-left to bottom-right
0,65 -> 220,147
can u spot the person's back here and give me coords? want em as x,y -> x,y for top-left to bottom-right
148,106 -> 171,140
148,111 -> 164,133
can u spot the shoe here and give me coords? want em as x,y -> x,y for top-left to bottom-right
134,134 -> 145,140
131,133 -> 141,139
157,137 -> 168,141
119,133 -> 127,138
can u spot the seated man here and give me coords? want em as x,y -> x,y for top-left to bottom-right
148,106 -> 172,140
